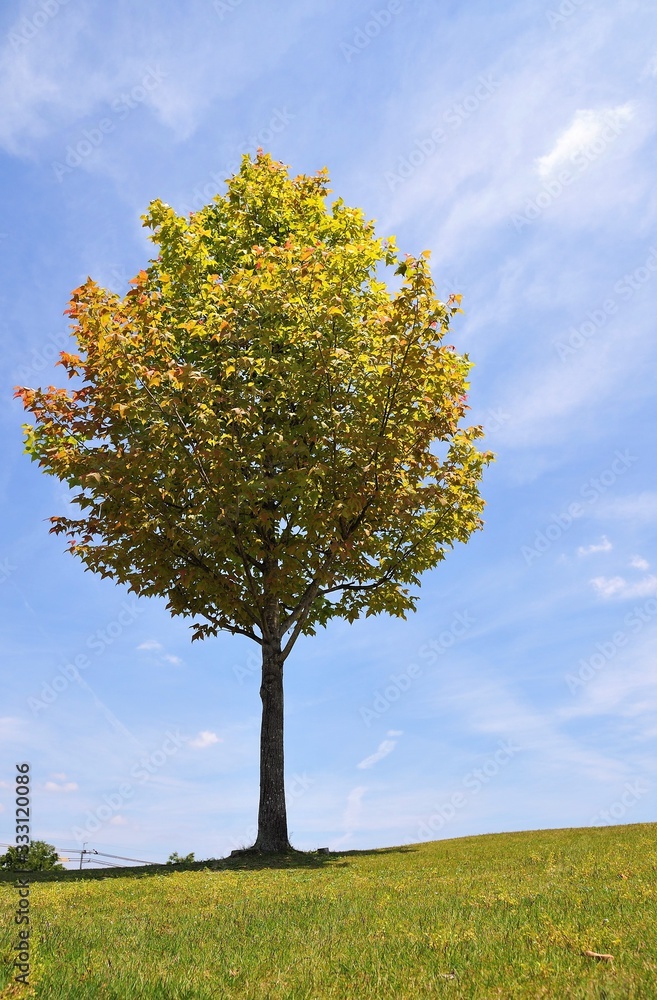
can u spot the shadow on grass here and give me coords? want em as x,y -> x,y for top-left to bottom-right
0,844 -> 418,884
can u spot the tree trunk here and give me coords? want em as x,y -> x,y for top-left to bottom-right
253,634 -> 291,851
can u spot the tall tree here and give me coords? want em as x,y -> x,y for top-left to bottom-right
15,152 -> 493,852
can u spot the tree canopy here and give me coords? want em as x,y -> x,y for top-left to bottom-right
16,151 -> 493,659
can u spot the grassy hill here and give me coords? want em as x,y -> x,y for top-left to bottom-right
1,822 -> 655,998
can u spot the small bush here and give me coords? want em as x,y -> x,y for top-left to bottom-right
167,852 -> 195,865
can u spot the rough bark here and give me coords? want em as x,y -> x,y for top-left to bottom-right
253,631 -> 291,851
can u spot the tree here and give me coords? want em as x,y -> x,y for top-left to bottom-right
0,841 -> 65,872
15,151 -> 494,853
167,851 -> 195,864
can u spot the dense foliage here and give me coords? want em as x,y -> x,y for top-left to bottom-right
16,151 -> 492,655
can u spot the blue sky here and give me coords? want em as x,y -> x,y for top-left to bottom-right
1,0 -> 656,867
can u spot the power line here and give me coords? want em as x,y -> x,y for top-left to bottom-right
1,842 -> 160,867
72,850 -> 158,865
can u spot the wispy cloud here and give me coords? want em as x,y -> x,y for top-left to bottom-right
591,575 -> 657,599
640,51 -> 657,79
577,536 -> 612,556
430,663 -> 629,785
0,2 -> 318,156
189,731 -> 222,749
44,779 -> 78,792
630,555 -> 650,571
590,576 -> 630,598
594,493 -> 657,523
330,785 -> 368,850
559,632 -> 657,733
536,105 -> 635,178
0,717 -> 24,741
137,640 -> 183,665
357,731 -> 402,769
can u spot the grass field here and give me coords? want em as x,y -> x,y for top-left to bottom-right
0,822 -> 655,998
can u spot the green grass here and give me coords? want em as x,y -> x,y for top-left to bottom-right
1,823 -> 655,998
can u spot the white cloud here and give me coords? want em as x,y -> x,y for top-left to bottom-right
110,815 -> 127,826
630,555 -> 650,571
137,640 -> 163,651
622,576 -> 657,598
44,780 -> 78,792
357,737 -> 399,770
577,536 -> 612,556
594,493 -> 657,523
591,575 -> 657,599
190,731 -> 222,749
536,105 -> 636,179
137,641 -> 183,665
590,576 -> 628,598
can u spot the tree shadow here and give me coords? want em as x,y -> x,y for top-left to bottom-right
0,844 -> 419,884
